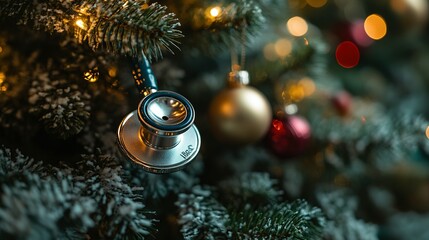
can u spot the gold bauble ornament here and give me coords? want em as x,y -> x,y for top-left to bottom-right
209,71 -> 272,145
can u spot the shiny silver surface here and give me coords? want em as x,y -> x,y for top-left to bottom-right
146,96 -> 187,126
118,111 -> 201,174
140,127 -> 181,149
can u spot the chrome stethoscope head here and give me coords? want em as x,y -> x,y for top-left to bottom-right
117,56 -> 200,174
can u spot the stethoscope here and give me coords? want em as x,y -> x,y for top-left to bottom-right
117,56 -> 200,174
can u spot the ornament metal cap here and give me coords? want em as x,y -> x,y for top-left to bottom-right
228,70 -> 250,87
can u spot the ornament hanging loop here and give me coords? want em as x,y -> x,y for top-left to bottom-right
230,21 -> 247,72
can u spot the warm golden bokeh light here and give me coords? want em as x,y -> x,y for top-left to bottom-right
287,16 -> 308,37
108,67 -> 117,77
0,72 -> 7,92
306,0 -> 328,8
282,83 -> 305,102
274,38 -> 292,57
0,46 -> 3,54
75,19 -> 86,30
83,68 -> 99,83
263,43 -> 278,61
299,77 -> 316,96
141,3 -> 149,10
0,72 -> 5,84
210,6 -> 222,17
364,14 -> 387,40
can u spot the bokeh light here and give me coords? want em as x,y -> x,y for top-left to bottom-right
299,77 -> 316,96
364,14 -> 387,40
306,0 -> 328,8
83,68 -> 99,83
141,3 -> 149,10
391,0 -> 428,20
336,41 -> 360,68
285,104 -> 298,115
263,43 -> 278,61
210,6 -> 221,17
75,19 -> 86,30
0,72 -> 7,92
351,20 -> 373,47
282,83 -> 305,102
0,72 -> 5,83
287,16 -> 308,37
274,38 -> 292,57
108,67 -> 117,77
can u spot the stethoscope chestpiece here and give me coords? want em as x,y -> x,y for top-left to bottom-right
118,90 -> 201,174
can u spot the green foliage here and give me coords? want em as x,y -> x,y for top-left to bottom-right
317,189 -> 378,240
229,200 -> 325,240
28,69 -> 91,139
177,182 -> 326,240
176,186 -> 230,240
0,148 -> 156,239
74,152 -> 155,239
0,0 -> 67,31
0,147 -> 43,180
73,0 -> 182,61
310,110 -> 428,169
382,212 -> 429,240
218,172 -> 282,208
0,172 -> 96,240
124,157 -> 202,199
0,147 -> 94,239
168,0 -> 264,53
0,0 -> 182,61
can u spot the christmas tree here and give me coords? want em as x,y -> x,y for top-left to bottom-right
0,0 -> 428,239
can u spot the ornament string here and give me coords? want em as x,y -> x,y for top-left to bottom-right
230,21 -> 247,71
240,22 -> 247,70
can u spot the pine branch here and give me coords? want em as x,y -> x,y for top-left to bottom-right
0,0 -> 183,61
176,186 -> 230,240
0,172 -> 96,239
218,172 -> 282,208
228,200 -> 325,240
309,110 -> 428,169
74,152 -> 156,239
28,65 -> 91,139
124,158 -> 202,199
0,147 -> 44,180
176,186 -> 325,240
167,0 -> 264,54
317,189 -> 378,240
383,212 -> 429,240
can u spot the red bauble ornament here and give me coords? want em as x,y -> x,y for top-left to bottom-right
268,115 -> 311,158
331,91 -> 352,116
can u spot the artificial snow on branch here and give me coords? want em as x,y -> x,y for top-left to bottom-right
228,200 -> 325,239
0,0 -> 183,61
166,0 -> 264,53
177,174 -> 326,240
